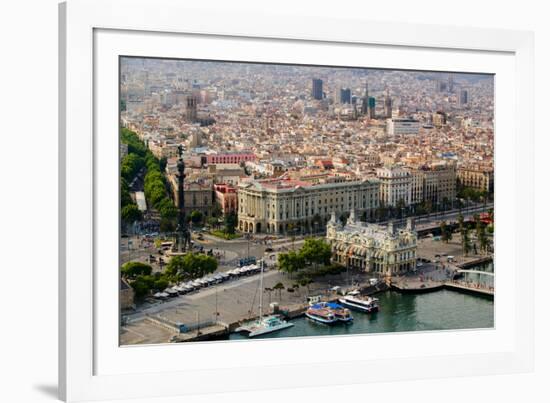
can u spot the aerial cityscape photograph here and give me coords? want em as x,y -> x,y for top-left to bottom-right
119,57 -> 494,345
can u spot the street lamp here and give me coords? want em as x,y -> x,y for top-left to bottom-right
247,233 -> 251,258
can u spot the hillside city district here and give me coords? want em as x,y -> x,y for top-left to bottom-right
119,59 -> 495,344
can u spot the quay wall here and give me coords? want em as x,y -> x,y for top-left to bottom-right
458,256 -> 493,270
392,282 -> 493,299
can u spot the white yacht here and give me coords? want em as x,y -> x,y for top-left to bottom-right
237,315 -> 294,337
235,259 -> 294,337
338,290 -> 379,313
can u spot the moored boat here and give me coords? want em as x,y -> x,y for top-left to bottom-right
235,260 -> 294,338
306,304 -> 339,325
324,302 -> 353,323
338,290 -> 379,313
236,315 -> 294,337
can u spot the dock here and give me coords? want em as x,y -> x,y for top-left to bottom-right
171,323 -> 229,342
278,282 -> 391,319
457,256 -> 493,269
391,280 -> 493,299
443,281 -> 494,298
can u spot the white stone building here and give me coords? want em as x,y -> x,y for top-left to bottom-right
326,212 -> 418,276
237,177 -> 380,234
376,166 -> 412,207
386,118 -> 420,136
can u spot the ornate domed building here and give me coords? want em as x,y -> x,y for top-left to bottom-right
326,211 -> 417,276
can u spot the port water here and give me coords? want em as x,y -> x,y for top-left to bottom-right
230,289 -> 494,340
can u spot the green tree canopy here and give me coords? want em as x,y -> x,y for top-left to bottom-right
121,153 -> 145,182
224,212 -> 237,234
130,276 -> 153,299
121,261 -> 153,279
277,250 -> 304,278
159,217 -> 176,233
300,238 -> 332,266
120,178 -> 134,209
120,128 -> 146,157
121,204 -> 142,224
211,203 -> 222,218
207,216 -> 219,228
189,210 -> 203,224
165,253 -> 218,280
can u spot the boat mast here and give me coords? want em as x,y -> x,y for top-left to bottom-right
258,259 -> 264,322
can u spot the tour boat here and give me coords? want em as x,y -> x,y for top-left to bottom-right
323,302 -> 354,323
338,290 -> 379,313
236,259 -> 294,337
306,304 -> 339,325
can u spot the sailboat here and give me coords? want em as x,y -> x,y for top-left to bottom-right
235,259 -> 294,337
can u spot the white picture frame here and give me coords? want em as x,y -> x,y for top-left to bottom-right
59,0 -> 534,401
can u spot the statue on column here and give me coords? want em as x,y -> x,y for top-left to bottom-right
174,144 -> 191,253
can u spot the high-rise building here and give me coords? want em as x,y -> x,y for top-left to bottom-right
368,97 -> 376,119
435,80 -> 447,92
312,78 -> 323,100
448,73 -> 454,93
384,92 -> 393,118
340,88 -> 351,104
459,89 -> 469,105
361,82 -> 369,115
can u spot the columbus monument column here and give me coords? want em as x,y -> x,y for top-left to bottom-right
174,144 -> 191,253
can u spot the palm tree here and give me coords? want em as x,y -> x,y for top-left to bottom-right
264,287 -> 273,304
478,224 -> 488,255
287,223 -> 296,250
462,228 -> 471,257
440,221 -> 451,243
273,282 -> 285,301
299,277 -> 312,295
457,213 -> 464,234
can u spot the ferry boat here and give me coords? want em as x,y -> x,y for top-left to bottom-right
338,290 -> 379,313
324,302 -> 354,323
236,315 -> 294,337
306,304 -> 339,325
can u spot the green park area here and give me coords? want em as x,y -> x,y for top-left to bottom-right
121,253 -> 218,300
277,238 -> 345,288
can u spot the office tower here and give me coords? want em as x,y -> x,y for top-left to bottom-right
435,80 -> 447,92
340,88 -> 351,104
384,91 -> 393,119
459,89 -> 469,105
312,78 -> 323,100
448,73 -> 454,93
362,82 -> 369,115
368,97 -> 376,119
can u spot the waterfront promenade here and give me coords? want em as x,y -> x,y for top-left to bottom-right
121,236 -> 493,345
